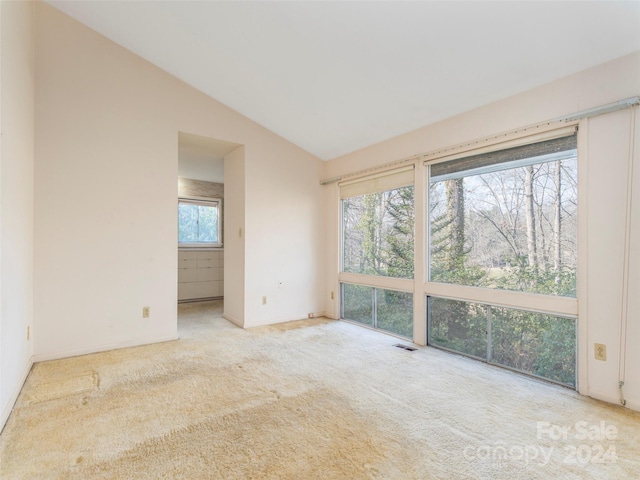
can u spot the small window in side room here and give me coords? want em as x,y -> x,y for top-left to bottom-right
178,197 -> 222,247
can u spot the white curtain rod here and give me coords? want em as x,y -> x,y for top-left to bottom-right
552,96 -> 639,123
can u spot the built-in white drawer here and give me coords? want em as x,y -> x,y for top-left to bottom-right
198,258 -> 219,268
193,281 -> 216,299
196,267 -> 216,282
178,282 -> 198,301
178,250 -> 224,300
178,268 -> 198,283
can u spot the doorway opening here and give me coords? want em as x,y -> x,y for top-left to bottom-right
177,132 -> 240,307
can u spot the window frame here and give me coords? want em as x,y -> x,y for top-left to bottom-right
423,131 -> 579,388
338,168 -> 416,337
178,196 -> 223,249
424,131 -> 579,318
332,122 -> 583,389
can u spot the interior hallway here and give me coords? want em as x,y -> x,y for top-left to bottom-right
1,301 -> 639,479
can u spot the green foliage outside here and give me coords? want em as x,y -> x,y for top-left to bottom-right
429,159 -> 578,298
342,284 -> 373,326
429,298 -> 488,358
342,186 -> 415,338
343,186 -> 414,279
427,160 -> 578,386
376,289 -> 413,338
429,297 -> 576,387
342,284 -> 413,339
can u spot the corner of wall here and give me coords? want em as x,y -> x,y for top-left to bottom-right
0,0 -> 35,431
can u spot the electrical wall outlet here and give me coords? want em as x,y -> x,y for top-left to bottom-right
594,343 -> 606,361
143,306 -> 150,318
262,296 -> 267,305
331,291 -> 334,300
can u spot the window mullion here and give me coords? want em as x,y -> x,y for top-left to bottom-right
486,305 -> 493,363
372,288 -> 377,329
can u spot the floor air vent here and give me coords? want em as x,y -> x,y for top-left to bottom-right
393,343 -> 417,351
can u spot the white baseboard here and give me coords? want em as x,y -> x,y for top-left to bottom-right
32,335 -> 179,363
222,312 -> 244,328
244,312 -> 336,329
0,358 -> 33,434
586,388 -> 625,408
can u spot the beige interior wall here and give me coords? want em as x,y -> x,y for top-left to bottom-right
582,107 -> 640,410
243,140 -> 326,326
624,110 -> 640,410
0,0 -> 35,429
323,52 -> 640,410
223,146 -> 246,327
581,108 -> 638,407
33,2 -> 324,360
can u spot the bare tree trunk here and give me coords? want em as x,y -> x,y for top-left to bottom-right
525,165 -> 537,268
377,193 -> 386,272
446,178 -> 465,266
445,178 -> 468,339
554,160 -> 562,273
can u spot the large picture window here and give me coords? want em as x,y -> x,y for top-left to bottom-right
340,168 -> 415,337
342,170 -> 415,279
178,197 -> 221,247
429,134 -> 578,297
335,130 -> 579,389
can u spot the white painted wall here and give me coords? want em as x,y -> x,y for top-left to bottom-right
323,52 -> 640,410
624,111 -> 640,410
0,0 -> 35,430
223,146 -> 245,327
178,153 -> 224,184
244,142 -> 326,327
581,109 -> 637,406
33,3 -> 324,359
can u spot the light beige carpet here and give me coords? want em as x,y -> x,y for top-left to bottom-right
1,300 -> 639,479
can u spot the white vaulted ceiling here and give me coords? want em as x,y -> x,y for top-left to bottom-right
47,1 -> 640,160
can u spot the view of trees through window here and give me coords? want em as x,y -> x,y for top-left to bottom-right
341,183 -> 415,337
428,296 -> 576,386
178,200 -> 220,245
342,186 -> 414,279
339,135 -> 578,387
342,284 -> 413,338
430,140 -> 578,297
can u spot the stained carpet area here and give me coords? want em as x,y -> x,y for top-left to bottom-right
1,301 -> 639,479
